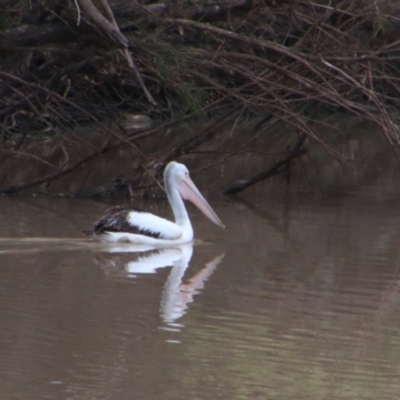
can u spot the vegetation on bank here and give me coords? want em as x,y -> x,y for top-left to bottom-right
1,0 -> 400,196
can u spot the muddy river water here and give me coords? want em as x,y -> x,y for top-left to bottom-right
0,179 -> 400,399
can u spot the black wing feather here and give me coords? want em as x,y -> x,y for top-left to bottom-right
93,205 -> 161,239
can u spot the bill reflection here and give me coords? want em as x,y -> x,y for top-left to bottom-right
100,244 -> 224,329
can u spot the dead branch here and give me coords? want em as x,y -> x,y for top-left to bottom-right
0,140 -> 113,195
77,0 -> 128,48
223,133 -> 308,195
77,0 -> 156,105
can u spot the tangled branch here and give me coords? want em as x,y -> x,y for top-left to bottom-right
1,0 -> 400,194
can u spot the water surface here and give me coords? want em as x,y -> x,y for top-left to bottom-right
0,185 -> 400,399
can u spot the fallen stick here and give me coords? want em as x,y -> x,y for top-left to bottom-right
222,133 -> 308,195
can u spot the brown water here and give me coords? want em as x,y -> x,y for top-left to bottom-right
0,184 -> 400,400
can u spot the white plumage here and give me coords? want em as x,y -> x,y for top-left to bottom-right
126,211 -> 183,240
87,161 -> 224,245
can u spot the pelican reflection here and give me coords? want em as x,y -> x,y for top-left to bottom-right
99,244 -> 224,327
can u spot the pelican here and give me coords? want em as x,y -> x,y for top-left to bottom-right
86,161 -> 224,245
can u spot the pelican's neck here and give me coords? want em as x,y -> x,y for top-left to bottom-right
165,178 -> 191,229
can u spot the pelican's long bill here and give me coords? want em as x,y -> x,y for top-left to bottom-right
178,176 -> 225,229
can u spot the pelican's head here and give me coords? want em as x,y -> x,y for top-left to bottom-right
164,161 -> 225,229
164,161 -> 190,185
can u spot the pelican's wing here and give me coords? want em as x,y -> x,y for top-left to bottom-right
94,206 -> 183,240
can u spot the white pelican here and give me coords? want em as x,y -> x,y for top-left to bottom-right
87,161 -> 224,245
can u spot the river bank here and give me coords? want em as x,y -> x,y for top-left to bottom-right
0,115 -> 397,198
